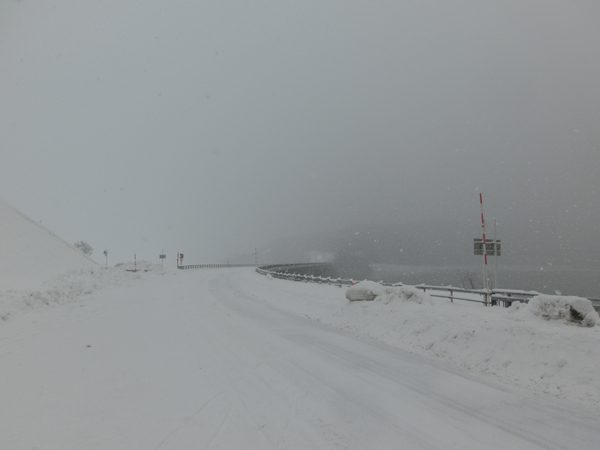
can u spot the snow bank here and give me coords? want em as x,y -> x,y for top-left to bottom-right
529,294 -> 599,327
345,281 -> 386,301
0,262 -> 170,322
0,197 -> 174,322
0,198 -> 96,290
236,269 -> 600,410
346,281 -> 429,304
114,260 -> 168,273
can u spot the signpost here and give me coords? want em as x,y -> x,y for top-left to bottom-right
474,235 -> 502,290
159,250 -> 166,267
493,219 -> 499,289
478,194 -> 490,304
475,195 -> 502,295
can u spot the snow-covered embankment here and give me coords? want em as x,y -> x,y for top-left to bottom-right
0,198 -> 169,321
235,269 -> 600,410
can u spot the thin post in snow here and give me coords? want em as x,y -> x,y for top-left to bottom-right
480,194 -> 490,305
493,219 -> 498,291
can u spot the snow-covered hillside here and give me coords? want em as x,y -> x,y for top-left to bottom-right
0,198 -> 169,321
0,198 -> 96,290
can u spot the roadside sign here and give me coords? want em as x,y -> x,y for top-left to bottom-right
474,239 -> 501,256
159,254 -> 166,259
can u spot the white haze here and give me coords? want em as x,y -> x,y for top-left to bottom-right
1,0 -> 599,268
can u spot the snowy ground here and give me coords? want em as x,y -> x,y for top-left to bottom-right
236,269 -> 600,411
2,265 -> 600,449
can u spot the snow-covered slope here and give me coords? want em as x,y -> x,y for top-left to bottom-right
0,198 -> 96,290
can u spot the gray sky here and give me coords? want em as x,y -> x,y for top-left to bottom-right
1,0 -> 599,266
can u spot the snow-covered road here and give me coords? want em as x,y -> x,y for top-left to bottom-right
2,268 -> 599,449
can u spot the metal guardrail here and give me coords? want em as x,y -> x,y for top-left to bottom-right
175,262 -> 599,310
256,264 -> 356,287
413,285 -> 539,307
178,263 -> 256,270
255,263 -> 557,308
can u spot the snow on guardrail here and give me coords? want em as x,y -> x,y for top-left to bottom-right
255,263 -> 600,313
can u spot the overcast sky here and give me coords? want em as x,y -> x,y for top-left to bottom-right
1,0 -> 599,266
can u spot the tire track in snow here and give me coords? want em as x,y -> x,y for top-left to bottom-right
153,392 -> 224,450
170,280 -> 278,449
203,401 -> 233,449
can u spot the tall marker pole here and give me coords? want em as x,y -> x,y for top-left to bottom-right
493,219 -> 498,290
480,194 -> 490,305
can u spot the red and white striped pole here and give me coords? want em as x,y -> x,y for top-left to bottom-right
480,194 -> 490,304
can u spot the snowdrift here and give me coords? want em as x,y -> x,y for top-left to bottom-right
345,280 -> 386,301
346,281 -> 429,304
0,198 -> 96,290
348,281 -> 599,327
529,294 -> 599,327
0,261 -> 170,322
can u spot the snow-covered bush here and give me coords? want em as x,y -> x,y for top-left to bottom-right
345,281 -> 387,301
528,294 -> 598,327
73,240 -> 93,256
346,281 -> 429,304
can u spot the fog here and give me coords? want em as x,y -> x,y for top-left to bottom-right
1,1 -> 599,278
